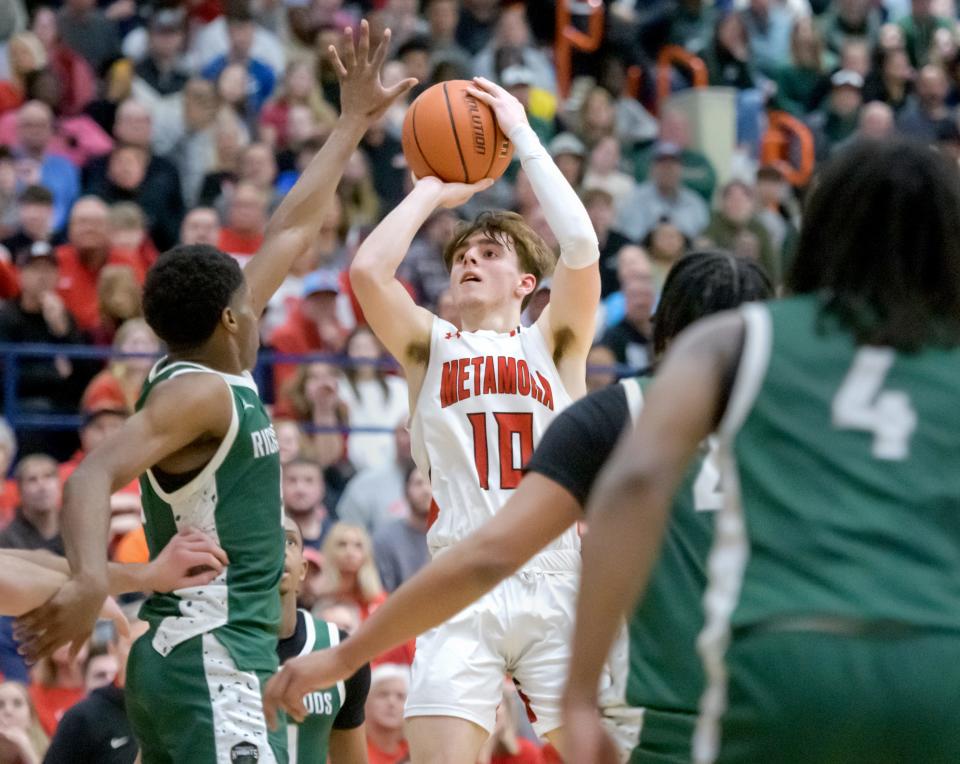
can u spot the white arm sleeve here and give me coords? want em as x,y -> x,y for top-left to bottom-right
508,124 -> 600,269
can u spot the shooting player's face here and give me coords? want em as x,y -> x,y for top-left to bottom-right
449,232 -> 531,313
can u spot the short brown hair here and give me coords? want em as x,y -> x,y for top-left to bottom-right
441,210 -> 556,310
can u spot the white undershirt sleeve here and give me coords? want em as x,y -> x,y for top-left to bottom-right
508,123 -> 600,270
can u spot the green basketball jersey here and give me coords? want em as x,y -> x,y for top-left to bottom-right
623,378 -> 717,715
284,611 -> 345,764
716,295 -> 960,631
136,358 -> 284,672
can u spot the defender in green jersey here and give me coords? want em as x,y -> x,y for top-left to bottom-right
568,139 -> 960,764
16,22 -> 415,764
277,516 -> 369,764
264,251 -> 772,764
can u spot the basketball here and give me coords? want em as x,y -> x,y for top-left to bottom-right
401,80 -> 514,184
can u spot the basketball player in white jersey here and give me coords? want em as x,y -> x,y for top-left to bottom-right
266,76 -> 600,762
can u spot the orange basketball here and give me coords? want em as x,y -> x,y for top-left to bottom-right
401,80 -> 514,184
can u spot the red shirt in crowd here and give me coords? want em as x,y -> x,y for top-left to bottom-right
55,245 -> 145,332
217,228 -> 264,258
0,259 -> 19,299
29,684 -> 85,736
269,302 -> 348,413
366,738 -> 409,764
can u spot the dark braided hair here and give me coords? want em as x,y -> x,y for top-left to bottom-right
652,249 -> 773,357
143,244 -> 245,350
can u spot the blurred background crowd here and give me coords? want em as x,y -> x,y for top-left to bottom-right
1,0 -> 958,760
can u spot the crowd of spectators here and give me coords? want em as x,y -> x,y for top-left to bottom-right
2,0 -> 960,759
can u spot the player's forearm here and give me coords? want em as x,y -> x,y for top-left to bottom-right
350,183 -> 442,286
246,115 -> 368,312
60,465 -> 113,596
0,553 -> 68,616
106,563 -> 152,596
566,469 -> 673,705
509,124 -> 598,265
337,541 -> 507,670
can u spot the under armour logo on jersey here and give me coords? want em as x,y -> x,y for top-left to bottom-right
444,331 -> 462,340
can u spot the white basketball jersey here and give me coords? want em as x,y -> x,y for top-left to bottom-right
410,317 -> 579,560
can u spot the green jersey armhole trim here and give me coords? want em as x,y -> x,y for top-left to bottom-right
146,357 -> 259,392
296,609 -> 316,658
717,303 -> 772,440
326,621 -> 346,708
620,377 -> 645,421
144,370 -> 241,503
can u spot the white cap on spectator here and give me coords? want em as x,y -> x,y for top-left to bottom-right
370,663 -> 411,689
501,65 -> 536,89
831,69 -> 864,90
548,132 -> 587,159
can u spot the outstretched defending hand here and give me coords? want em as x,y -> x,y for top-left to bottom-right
329,20 -> 417,125
466,76 -> 530,136
15,576 -> 105,663
263,646 -> 357,730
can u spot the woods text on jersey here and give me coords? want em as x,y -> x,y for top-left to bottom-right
439,356 -> 555,410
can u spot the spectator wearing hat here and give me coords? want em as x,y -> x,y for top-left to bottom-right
631,108 -> 717,203
0,242 -> 86,453
0,454 -> 63,554
547,132 -> 586,188
500,63 -> 555,146
11,101 -> 80,233
806,69 -> 865,160
1,185 -> 64,266
60,382 -> 131,493
898,64 -> 956,141
270,269 -> 349,399
703,179 -> 780,285
614,141 -> 710,242
134,9 -> 188,98
55,196 -> 144,334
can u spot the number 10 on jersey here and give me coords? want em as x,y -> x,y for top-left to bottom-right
467,412 -> 534,490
